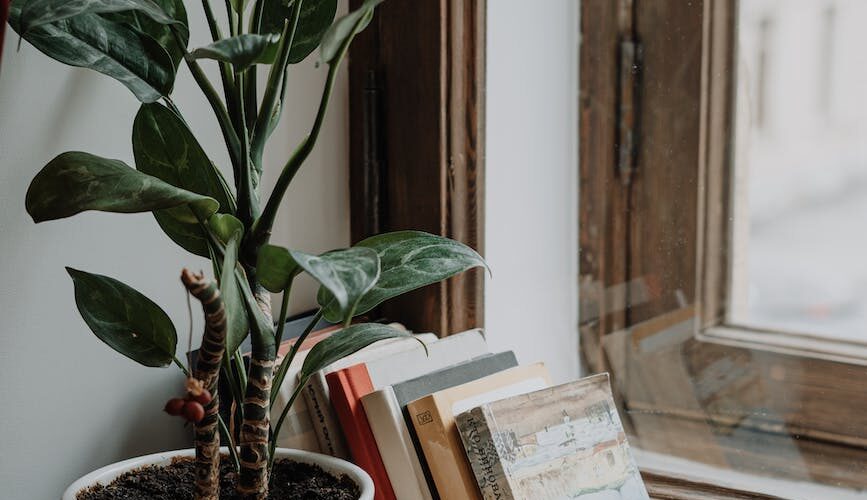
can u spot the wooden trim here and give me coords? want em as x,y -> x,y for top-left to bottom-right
348,0 -> 485,336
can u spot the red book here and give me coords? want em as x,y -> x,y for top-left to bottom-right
326,364 -> 396,500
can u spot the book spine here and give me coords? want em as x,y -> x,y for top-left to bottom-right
327,367 -> 396,500
302,371 -> 350,458
456,406 -> 516,500
362,389 -> 435,500
408,396 -> 482,500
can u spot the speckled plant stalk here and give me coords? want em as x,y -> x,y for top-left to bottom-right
182,269 -> 227,500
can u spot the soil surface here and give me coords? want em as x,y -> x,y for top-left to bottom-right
77,456 -> 360,500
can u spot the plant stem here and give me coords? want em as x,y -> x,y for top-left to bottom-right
273,283 -> 291,345
172,28 -> 242,175
225,0 -> 237,37
218,415 -> 241,472
202,0 -> 240,140
270,308 -> 322,405
250,0 -> 304,171
268,376 -> 308,466
173,355 -> 191,376
235,69 -> 259,227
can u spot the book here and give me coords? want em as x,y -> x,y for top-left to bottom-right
325,330 -> 490,500
407,363 -> 551,500
270,326 -> 339,451
302,331 -> 439,458
455,373 -> 649,500
362,351 -> 519,500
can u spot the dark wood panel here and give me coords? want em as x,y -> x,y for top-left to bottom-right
348,0 -> 485,336
628,0 -> 704,326
578,0 -> 628,373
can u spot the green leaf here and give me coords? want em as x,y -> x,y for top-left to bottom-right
261,0 -> 338,64
20,0 -> 183,34
319,0 -> 381,64
321,231 -> 487,323
256,244 -> 300,293
219,230 -> 249,355
132,103 -> 234,256
208,213 -> 244,245
300,323 -> 411,378
191,33 -> 280,72
103,0 -> 188,68
9,2 -> 175,103
291,247 -> 380,321
25,152 -> 218,223
67,268 -> 177,367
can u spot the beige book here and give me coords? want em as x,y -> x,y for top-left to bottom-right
406,363 -> 550,500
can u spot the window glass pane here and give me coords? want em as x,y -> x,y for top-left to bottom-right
730,0 -> 867,342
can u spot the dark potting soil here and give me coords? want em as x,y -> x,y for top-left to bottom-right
76,456 -> 360,500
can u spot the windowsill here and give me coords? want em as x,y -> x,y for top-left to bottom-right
635,448 -> 867,499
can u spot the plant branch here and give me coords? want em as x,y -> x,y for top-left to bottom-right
172,28 -> 242,176
202,0 -> 241,144
248,57 -> 342,250
269,375 -> 308,465
249,0 -> 304,171
235,70 -> 259,227
270,308 -> 321,405
218,415 -> 241,472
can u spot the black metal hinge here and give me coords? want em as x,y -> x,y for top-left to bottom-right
615,0 -> 642,187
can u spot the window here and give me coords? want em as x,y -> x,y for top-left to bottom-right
580,0 -> 867,492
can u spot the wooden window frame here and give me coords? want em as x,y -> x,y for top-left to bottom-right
580,0 -> 867,490
347,0 -> 486,337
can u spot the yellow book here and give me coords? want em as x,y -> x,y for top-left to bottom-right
407,363 -> 551,500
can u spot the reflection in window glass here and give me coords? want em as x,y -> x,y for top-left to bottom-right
731,0 -> 867,342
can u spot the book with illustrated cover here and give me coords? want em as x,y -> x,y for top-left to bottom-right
407,363 -> 551,500
362,351 -> 519,500
456,373 -> 649,500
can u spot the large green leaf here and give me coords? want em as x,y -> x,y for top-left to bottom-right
261,0 -> 338,64
256,244 -> 300,293
25,152 -> 218,223
218,228 -> 250,355
132,103 -> 234,256
293,247 -> 380,321
321,231 -> 487,322
191,33 -> 280,72
104,0 -> 188,68
9,2 -> 175,103
67,268 -> 177,367
300,323 -> 412,378
319,0 -> 381,64
19,0 -> 181,33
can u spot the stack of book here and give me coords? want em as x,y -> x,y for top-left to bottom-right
268,314 -> 649,500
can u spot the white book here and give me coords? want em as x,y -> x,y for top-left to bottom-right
301,332 -> 441,458
363,386 -> 434,500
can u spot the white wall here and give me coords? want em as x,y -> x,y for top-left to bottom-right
485,1 -> 580,383
0,3 -> 349,497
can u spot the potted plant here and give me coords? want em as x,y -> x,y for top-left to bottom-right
8,0 -> 486,498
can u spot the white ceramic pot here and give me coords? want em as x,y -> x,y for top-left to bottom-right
62,447 -> 374,500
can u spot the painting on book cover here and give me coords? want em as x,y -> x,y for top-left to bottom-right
490,374 -> 648,499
